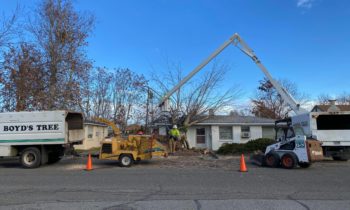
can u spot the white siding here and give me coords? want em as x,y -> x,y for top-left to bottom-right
240,126 -> 262,143
211,126 -> 220,150
233,126 -> 241,143
74,125 -> 108,150
262,126 -> 275,139
187,124 -> 271,150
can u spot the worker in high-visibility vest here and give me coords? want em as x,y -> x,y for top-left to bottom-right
168,125 -> 180,154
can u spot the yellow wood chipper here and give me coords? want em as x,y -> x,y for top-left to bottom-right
99,134 -> 167,167
93,117 -> 167,167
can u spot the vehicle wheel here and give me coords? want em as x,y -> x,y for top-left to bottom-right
281,153 -> 297,169
48,153 -> 62,164
265,152 -> 280,168
20,147 -> 41,168
299,162 -> 311,168
332,156 -> 348,161
119,154 -> 134,167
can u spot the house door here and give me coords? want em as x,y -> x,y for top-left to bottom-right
196,128 -> 206,148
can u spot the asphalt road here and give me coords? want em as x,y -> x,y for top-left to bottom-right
0,156 -> 350,210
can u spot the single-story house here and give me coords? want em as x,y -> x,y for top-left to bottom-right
74,120 -> 108,150
153,113 -> 276,151
186,115 -> 275,150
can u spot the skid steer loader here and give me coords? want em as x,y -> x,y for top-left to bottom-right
251,119 -> 324,169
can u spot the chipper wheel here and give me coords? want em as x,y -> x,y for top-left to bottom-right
119,154 -> 134,167
281,153 -> 298,169
265,152 -> 280,168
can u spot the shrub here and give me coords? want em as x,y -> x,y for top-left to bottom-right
245,138 -> 276,153
216,138 -> 275,155
217,143 -> 246,155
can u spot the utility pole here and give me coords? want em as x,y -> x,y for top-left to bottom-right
145,87 -> 150,134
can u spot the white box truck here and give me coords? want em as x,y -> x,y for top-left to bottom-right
0,110 -> 84,168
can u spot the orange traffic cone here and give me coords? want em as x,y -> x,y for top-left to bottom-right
85,154 -> 93,171
239,154 -> 248,172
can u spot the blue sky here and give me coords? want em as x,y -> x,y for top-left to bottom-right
1,0 -> 350,102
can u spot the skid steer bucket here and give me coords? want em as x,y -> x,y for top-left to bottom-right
306,140 -> 324,161
250,152 -> 266,166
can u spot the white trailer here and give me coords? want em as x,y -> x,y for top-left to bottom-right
0,110 -> 84,168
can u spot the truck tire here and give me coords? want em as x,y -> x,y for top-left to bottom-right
265,152 -> 280,168
119,154 -> 134,167
298,162 -> 311,168
281,153 -> 297,169
20,147 -> 41,168
332,155 -> 348,161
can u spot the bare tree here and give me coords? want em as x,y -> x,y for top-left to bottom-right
0,5 -> 20,91
1,43 -> 45,111
28,0 -> 94,109
111,68 -> 147,132
0,5 -> 20,50
82,67 -> 148,132
251,78 -> 308,119
152,61 -> 241,127
317,93 -> 332,105
338,93 -> 350,105
91,67 -> 113,119
317,93 -> 350,105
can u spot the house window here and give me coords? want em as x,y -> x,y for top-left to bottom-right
219,126 -> 232,140
241,126 -> 250,138
87,125 -> 93,139
196,128 -> 206,144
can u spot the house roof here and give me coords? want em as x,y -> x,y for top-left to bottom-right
311,105 -> 350,112
84,120 -> 108,127
195,115 -> 275,125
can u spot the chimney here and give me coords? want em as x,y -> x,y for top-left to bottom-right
209,109 -> 215,116
329,99 -> 336,105
327,99 -> 340,112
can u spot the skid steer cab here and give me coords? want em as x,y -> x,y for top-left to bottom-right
99,135 -> 167,167
264,135 -> 323,169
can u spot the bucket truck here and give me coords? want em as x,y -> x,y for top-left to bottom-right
159,33 -> 350,168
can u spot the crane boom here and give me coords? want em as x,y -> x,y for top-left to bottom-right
159,33 -> 307,115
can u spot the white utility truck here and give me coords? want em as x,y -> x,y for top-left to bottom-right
0,111 -> 84,168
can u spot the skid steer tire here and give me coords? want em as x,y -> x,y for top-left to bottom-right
265,152 -> 280,168
119,154 -> 134,167
281,153 -> 297,169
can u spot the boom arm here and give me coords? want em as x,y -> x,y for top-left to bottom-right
159,33 -> 307,115
92,117 -> 121,136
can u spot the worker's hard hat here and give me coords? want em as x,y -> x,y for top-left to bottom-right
173,125 -> 177,129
